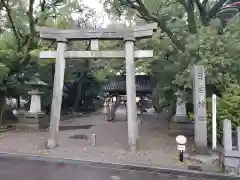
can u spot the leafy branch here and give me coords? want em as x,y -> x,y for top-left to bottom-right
117,0 -> 228,52
119,0 -> 185,51
0,0 -> 21,49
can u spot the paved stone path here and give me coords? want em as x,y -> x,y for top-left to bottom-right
0,157 -> 234,180
0,109 -> 218,172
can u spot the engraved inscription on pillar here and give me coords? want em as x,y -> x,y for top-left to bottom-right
194,66 -> 207,122
197,97 -> 206,121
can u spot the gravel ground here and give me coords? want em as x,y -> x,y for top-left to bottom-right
0,110 -> 217,172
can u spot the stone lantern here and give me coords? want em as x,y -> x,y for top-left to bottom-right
22,75 -> 48,130
169,92 -> 194,136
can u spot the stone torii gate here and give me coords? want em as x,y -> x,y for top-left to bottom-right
37,23 -> 157,151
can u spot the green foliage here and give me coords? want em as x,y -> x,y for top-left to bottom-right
0,0 -> 239,120
0,0 -> 106,117
207,84 -> 240,142
102,0 -> 240,114
0,63 -> 9,85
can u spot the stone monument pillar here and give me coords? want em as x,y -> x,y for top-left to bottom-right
193,65 -> 208,154
169,96 -> 194,135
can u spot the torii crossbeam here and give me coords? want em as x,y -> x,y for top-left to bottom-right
40,50 -> 153,59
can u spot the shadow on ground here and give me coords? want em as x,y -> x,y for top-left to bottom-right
59,125 -> 94,131
69,134 -> 89,140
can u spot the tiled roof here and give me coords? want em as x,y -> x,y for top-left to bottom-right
104,75 -> 152,94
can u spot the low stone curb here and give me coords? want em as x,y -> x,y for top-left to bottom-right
0,126 -> 16,133
0,152 -> 239,179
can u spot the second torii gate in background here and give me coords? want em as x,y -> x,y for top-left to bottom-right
37,23 -> 157,151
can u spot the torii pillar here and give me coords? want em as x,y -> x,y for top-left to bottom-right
48,38 -> 67,148
125,36 -> 138,151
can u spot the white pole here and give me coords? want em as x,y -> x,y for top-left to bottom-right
92,134 -> 96,146
212,94 -> 217,150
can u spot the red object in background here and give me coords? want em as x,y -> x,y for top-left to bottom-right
223,2 -> 240,8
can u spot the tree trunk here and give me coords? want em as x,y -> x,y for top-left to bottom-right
16,96 -> 20,109
52,62 -> 55,81
107,97 -> 114,121
73,72 -> 86,112
139,96 -> 144,116
108,96 -> 121,121
73,80 -> 82,112
0,94 -> 6,125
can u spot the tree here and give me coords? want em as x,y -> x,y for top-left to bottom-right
103,0 -> 229,49
0,0 -> 93,123
102,0 -> 240,114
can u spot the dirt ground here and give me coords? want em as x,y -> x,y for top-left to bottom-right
0,110 -> 218,172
